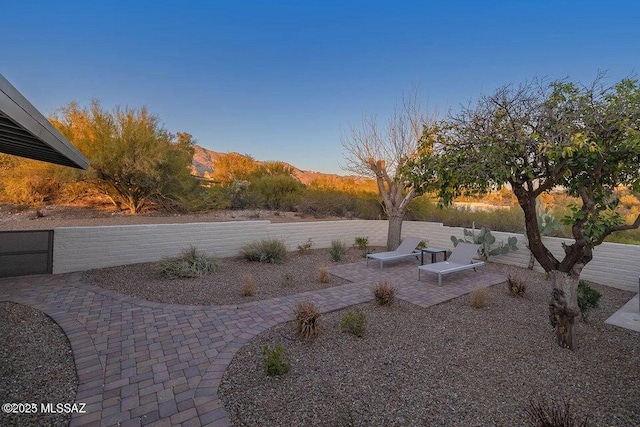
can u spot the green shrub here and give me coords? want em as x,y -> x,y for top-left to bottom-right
373,282 -> 395,306
406,196 -> 526,234
353,236 -> 369,250
296,188 -> 383,220
262,344 -> 290,376
577,280 -> 602,320
330,239 -> 348,261
160,246 -> 219,278
248,174 -> 304,210
297,238 -> 313,254
295,301 -> 321,339
240,238 -> 288,264
353,236 -> 371,257
340,310 -> 366,337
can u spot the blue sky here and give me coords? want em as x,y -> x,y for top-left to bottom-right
2,1 -> 638,174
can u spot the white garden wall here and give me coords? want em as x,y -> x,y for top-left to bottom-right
53,220 -> 640,292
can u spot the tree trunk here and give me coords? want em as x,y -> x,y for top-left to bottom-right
548,270 -> 580,350
387,213 -> 404,251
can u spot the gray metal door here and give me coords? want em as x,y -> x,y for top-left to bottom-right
0,230 -> 53,278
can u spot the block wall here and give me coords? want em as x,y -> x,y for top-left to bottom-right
53,220 -> 640,292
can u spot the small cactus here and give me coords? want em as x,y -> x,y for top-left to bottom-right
451,223 -> 518,260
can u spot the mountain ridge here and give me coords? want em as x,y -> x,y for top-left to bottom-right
191,144 -> 366,185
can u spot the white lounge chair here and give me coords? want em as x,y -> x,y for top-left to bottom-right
417,243 -> 484,286
366,236 -> 422,269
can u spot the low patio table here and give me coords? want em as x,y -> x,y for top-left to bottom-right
420,247 -> 447,265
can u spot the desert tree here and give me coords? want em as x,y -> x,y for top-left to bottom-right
342,92 -> 438,250
211,152 -> 259,185
51,101 -> 197,213
407,76 -> 640,349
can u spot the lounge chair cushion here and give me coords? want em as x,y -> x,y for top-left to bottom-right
418,243 -> 484,285
366,236 -> 423,269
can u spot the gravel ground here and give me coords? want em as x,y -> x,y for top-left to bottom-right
0,302 -> 78,427
4,243 -> 638,427
86,248 -> 370,306
219,263 -> 640,427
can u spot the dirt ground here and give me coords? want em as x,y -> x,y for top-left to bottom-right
0,204 -> 344,230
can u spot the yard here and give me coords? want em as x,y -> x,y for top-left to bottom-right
1,247 -> 638,426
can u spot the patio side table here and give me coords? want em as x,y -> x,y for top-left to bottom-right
420,247 -> 447,265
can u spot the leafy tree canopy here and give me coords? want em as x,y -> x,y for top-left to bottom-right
406,76 -> 640,349
51,101 -> 197,213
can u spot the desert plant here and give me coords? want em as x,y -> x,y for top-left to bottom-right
262,344 -> 290,376
536,200 -> 564,237
470,287 -> 488,309
353,236 -> 371,257
508,275 -> 527,297
240,238 -> 287,264
318,266 -> 331,283
338,405 -> 361,427
297,238 -> 313,254
340,310 -> 366,337
416,239 -> 429,249
451,222 -> 518,260
330,239 -> 348,261
281,271 -> 295,287
577,280 -> 602,320
294,301 -> 321,339
373,282 -> 395,306
242,274 -> 256,297
525,397 -> 588,427
353,236 -> 369,250
160,246 -> 220,278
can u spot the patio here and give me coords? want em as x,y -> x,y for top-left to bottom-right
0,259 -> 505,426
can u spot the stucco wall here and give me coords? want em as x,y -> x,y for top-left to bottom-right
53,220 -> 640,292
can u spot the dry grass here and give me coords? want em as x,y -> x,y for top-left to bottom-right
373,282 -> 396,306
525,397 -> 588,427
470,287 -> 488,308
318,266 -> 331,283
242,274 -> 256,297
508,274 -> 527,297
294,301 -> 321,339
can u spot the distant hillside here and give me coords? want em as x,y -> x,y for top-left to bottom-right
191,145 -> 369,186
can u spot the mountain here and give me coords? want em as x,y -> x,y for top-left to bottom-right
191,144 -> 366,185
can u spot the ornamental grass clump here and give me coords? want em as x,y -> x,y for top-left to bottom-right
525,397 -> 588,427
340,309 -> 366,337
240,238 -> 287,264
242,274 -> 255,297
470,287 -> 488,309
295,301 -> 321,339
160,246 -> 219,278
373,282 -> 395,306
508,275 -> 527,297
318,266 -> 331,283
330,239 -> 348,261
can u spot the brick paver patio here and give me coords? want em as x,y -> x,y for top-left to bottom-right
0,259 -> 505,426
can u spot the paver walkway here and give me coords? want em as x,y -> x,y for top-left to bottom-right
0,259 -> 505,426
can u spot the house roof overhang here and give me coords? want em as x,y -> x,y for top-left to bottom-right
0,74 -> 89,169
